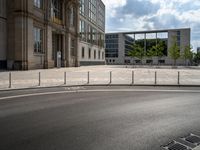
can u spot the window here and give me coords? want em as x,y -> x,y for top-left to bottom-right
82,47 -> 85,58
89,0 -> 97,23
102,52 -> 104,59
80,20 -> 86,41
94,50 -> 96,59
70,7 -> 75,26
71,39 -> 75,57
79,0 -> 85,15
159,60 -> 165,64
51,0 -> 62,24
135,60 -> 141,64
98,50 -> 101,59
34,27 -> 43,53
34,0 -> 42,9
146,60 -> 153,64
88,48 -> 91,59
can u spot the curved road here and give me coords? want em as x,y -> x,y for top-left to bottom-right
0,86 -> 200,150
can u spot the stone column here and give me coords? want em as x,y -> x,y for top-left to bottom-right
62,34 -> 67,67
75,3 -> 80,67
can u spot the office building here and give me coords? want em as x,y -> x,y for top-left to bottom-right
105,28 -> 190,65
79,0 -> 106,65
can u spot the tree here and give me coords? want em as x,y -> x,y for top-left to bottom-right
128,43 -> 145,65
150,41 -> 164,65
193,52 -> 200,65
169,37 -> 180,66
182,45 -> 193,66
146,48 -> 155,65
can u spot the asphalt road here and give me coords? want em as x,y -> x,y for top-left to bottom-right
0,86 -> 200,150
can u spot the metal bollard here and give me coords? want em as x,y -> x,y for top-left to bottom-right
9,72 -> 12,88
132,71 -> 134,85
155,71 -> 157,85
38,72 -> 41,86
87,71 -> 90,84
64,72 -> 66,85
178,71 -> 180,85
109,71 -> 112,84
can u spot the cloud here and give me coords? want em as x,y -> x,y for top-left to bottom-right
102,0 -> 200,51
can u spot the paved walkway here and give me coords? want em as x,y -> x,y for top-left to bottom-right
0,65 -> 200,90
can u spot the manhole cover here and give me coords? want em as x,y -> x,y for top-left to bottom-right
168,143 -> 188,150
185,135 -> 200,145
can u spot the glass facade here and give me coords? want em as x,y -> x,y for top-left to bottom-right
105,34 -> 119,58
79,0 -> 105,48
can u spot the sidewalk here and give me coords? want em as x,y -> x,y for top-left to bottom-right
0,65 -> 200,90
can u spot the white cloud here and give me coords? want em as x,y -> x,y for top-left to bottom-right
102,0 -> 127,18
102,0 -> 200,51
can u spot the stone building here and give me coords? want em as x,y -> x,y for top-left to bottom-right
0,0 -> 80,70
0,0 -> 7,69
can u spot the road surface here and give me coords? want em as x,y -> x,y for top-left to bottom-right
0,86 -> 200,150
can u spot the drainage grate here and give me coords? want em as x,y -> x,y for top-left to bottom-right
168,143 -> 188,150
185,135 -> 200,145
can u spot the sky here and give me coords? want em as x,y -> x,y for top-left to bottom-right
102,0 -> 200,51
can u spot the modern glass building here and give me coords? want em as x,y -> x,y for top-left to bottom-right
105,28 -> 190,65
79,0 -> 106,65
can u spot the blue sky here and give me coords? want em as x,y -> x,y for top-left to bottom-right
102,0 -> 200,51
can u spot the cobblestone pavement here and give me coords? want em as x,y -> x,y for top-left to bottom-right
0,65 -> 200,90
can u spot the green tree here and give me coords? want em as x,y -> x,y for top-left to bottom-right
146,48 -> 155,65
128,43 -> 145,65
150,41 -> 164,65
193,52 -> 200,65
169,37 -> 180,66
182,45 -> 193,66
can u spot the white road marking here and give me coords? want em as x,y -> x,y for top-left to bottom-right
0,89 -> 200,100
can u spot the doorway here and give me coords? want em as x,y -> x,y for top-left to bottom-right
52,33 -> 63,67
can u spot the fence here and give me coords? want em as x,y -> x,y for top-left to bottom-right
0,69 -> 200,89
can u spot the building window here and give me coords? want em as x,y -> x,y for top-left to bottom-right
34,0 -> 42,9
34,27 -> 43,53
51,0 -> 62,24
71,39 -> 75,57
102,52 -> 104,59
70,7 -> 75,26
98,50 -> 100,59
88,48 -> 91,59
146,60 -> 153,64
79,0 -> 85,15
80,20 -> 86,41
158,60 -> 165,64
94,50 -> 96,59
89,0 -> 96,23
82,47 -> 85,58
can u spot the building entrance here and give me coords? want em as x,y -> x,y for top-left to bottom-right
52,33 -> 63,67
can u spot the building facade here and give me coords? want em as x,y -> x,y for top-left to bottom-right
79,0 -> 105,65
0,0 -> 7,69
0,0 -> 81,70
105,28 -> 190,65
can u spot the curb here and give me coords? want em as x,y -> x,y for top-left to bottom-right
1,84 -> 200,92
